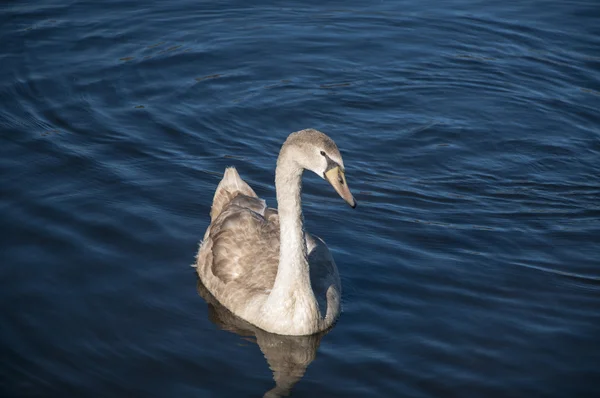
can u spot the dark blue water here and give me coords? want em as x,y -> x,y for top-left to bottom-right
2,1 -> 600,397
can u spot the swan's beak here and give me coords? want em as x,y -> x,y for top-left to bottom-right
325,167 -> 357,208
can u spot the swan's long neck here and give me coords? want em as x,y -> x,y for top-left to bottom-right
275,156 -> 308,284
263,148 -> 319,325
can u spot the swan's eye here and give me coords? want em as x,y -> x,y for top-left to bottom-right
320,151 -> 326,156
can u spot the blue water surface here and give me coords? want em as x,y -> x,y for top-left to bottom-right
1,1 -> 600,397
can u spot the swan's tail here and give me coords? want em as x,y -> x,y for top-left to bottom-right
210,167 -> 258,221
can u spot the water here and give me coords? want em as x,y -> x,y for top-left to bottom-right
1,0 -> 599,396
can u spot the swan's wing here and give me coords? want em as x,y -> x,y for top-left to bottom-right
198,167 -> 280,299
210,167 -> 260,222
305,234 -> 339,316
208,202 -> 280,289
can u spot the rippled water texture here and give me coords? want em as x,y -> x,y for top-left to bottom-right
2,1 -> 600,397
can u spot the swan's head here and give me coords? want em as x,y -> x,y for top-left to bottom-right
281,129 -> 357,208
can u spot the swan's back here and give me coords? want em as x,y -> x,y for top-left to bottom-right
197,168 -> 280,300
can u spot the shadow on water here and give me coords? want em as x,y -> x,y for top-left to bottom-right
195,278 -> 331,398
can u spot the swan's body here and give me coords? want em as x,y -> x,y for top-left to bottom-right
195,129 -> 356,336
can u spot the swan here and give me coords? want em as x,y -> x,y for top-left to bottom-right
195,129 -> 356,336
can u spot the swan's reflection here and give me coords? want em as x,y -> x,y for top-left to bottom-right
196,278 -> 332,397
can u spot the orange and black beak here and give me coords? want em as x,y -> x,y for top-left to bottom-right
325,166 -> 357,208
